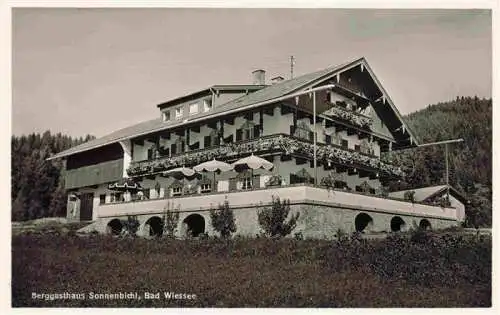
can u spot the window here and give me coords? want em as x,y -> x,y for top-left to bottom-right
325,135 -> 331,144
189,103 -> 199,115
354,145 -> 361,152
241,177 -> 252,190
99,194 -> 106,205
200,184 -> 211,193
290,174 -> 314,185
162,111 -> 171,122
147,147 -> 157,160
204,136 -> 211,148
175,107 -> 184,119
172,187 -> 182,197
203,99 -> 213,112
341,139 -> 348,149
294,127 -> 313,141
111,193 -> 123,203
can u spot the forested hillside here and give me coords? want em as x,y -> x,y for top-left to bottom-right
384,96 -> 492,227
11,132 -> 94,221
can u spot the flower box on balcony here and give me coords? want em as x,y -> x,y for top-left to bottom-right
127,134 -> 404,179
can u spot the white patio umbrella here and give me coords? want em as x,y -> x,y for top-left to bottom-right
162,166 -> 196,178
232,153 -> 274,171
162,166 -> 197,194
232,154 -> 274,188
193,158 -> 233,190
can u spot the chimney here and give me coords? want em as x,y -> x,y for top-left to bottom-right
271,76 -> 285,85
252,69 -> 266,85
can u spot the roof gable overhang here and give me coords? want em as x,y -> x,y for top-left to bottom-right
287,58 -> 419,149
423,185 -> 468,205
48,58 -> 419,160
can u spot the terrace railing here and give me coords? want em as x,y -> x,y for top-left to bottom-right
322,102 -> 373,130
127,134 -> 404,178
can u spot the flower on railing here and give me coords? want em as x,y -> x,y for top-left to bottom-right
265,175 -> 283,187
320,172 -> 338,190
127,134 -> 404,178
323,105 -> 372,129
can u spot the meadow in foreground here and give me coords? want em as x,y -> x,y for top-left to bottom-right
12,230 -> 491,307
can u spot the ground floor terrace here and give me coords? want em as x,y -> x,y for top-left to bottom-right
75,184 -> 459,240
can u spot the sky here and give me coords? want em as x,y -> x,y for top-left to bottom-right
12,8 -> 492,138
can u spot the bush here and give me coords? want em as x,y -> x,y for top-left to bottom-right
121,215 -> 140,237
322,231 -> 492,288
320,172 -> 337,190
258,197 -> 300,238
210,200 -> 236,238
162,201 -> 180,238
404,190 -> 416,203
265,175 -> 283,187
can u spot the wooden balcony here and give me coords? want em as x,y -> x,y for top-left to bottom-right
127,134 -> 403,178
322,101 -> 373,130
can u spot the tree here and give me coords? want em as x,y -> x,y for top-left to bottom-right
48,178 -> 68,217
162,201 -> 180,238
386,97 -> 492,227
258,197 -> 300,238
121,215 -> 140,237
11,131 -> 94,221
209,199 -> 236,238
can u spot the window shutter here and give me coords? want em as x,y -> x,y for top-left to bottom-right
325,135 -> 331,144
214,136 -> 220,146
253,125 -> 260,138
252,175 -> 260,189
290,125 -> 295,136
236,129 -> 243,141
229,178 -> 237,191
204,136 -> 211,148
162,147 -> 170,156
171,143 -> 177,155
309,131 -> 314,142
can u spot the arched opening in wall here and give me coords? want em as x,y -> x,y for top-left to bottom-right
146,216 -> 164,237
419,219 -> 432,230
183,214 -> 205,237
107,219 -> 123,235
354,213 -> 374,233
390,216 -> 406,232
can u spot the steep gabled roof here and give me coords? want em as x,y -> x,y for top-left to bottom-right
48,57 -> 416,160
213,59 -> 356,111
389,185 -> 468,204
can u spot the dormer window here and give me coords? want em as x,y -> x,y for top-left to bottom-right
189,103 -> 199,115
203,99 -> 213,112
162,111 -> 171,122
175,107 -> 184,119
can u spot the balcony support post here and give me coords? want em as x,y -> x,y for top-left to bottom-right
313,91 -> 317,186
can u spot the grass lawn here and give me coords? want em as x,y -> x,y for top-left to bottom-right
11,231 -> 491,307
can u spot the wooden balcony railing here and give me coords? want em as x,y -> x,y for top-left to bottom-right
127,134 -> 404,177
322,102 -> 373,129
